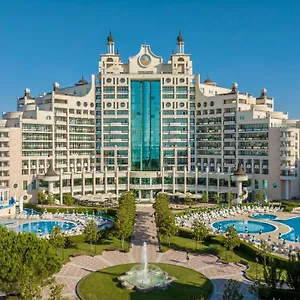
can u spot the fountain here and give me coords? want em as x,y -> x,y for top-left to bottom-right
118,242 -> 176,292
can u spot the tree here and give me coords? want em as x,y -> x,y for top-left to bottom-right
49,282 -> 66,300
63,193 -> 74,206
37,191 -> 46,204
115,191 -> 136,249
0,226 -> 61,298
258,240 -> 270,264
192,220 -> 209,249
154,193 -> 177,247
213,193 -> 222,204
223,279 -> 244,300
45,193 -> 56,205
184,195 -> 193,205
223,225 -> 240,259
263,258 -> 284,290
255,190 -> 265,202
286,252 -> 300,291
201,193 -> 208,203
227,193 -> 233,206
49,226 -> 66,260
83,219 -> 98,251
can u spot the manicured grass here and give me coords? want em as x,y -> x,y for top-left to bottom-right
58,235 -> 129,264
77,263 -> 213,300
162,235 -> 265,281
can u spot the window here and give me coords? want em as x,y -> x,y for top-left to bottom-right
262,180 -> 268,190
254,179 -> 259,190
77,101 -> 81,106
240,116 -> 244,120
210,101 -> 214,106
197,103 -> 201,107
31,180 -> 37,190
204,102 -> 207,107
23,180 -> 28,191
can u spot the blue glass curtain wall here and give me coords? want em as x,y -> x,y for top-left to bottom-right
131,81 -> 160,171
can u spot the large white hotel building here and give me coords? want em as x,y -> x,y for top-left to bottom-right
0,32 -> 299,204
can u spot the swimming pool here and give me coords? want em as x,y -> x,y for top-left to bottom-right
276,217 -> 300,242
0,222 -> 16,226
212,219 -> 277,234
16,221 -> 76,236
251,213 -> 277,221
23,208 -> 41,215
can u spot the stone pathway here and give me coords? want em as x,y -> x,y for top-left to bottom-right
42,205 -> 257,299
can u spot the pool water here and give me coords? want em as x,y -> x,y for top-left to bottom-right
23,208 -> 41,215
251,213 -> 277,221
276,217 -> 300,242
0,222 -> 16,226
212,220 -> 277,234
16,221 -> 75,236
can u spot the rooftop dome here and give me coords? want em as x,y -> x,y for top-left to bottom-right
75,76 -> 88,86
177,30 -> 184,43
234,164 -> 246,176
204,78 -> 213,84
107,30 -> 114,43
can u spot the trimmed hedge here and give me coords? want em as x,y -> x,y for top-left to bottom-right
176,227 -> 287,265
259,287 -> 300,299
23,203 -> 117,219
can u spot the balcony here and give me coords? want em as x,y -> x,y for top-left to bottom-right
280,136 -> 294,142
0,166 -> 9,171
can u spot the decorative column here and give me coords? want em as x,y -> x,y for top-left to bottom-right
115,167 -> 119,196
206,167 -> 209,197
104,166 -> 108,193
217,167 -> 220,196
93,168 -> 96,194
161,167 -> 165,192
286,181 -> 289,200
59,169 -> 63,205
231,164 -> 248,204
127,167 -> 130,191
82,168 -> 86,195
195,167 -> 198,194
71,168 -> 74,196
184,166 -> 187,194
172,166 -> 176,194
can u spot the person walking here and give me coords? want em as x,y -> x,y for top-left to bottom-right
186,250 -> 190,262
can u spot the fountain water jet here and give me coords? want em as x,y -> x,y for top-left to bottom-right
118,242 -> 176,291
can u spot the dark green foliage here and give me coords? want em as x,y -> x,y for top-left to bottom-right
114,191 -> 136,246
154,193 -> 177,241
63,193 -> 74,206
0,226 -> 62,299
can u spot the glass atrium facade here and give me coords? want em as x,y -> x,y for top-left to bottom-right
131,81 -> 161,171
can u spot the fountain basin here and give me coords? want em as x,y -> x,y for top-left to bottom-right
118,263 -> 176,292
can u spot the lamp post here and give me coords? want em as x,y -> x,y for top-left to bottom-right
255,257 -> 259,281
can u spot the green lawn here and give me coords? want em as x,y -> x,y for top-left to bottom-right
162,235 -> 265,281
58,235 -> 129,264
77,263 -> 213,300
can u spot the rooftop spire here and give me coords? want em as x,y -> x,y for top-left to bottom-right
176,30 -> 184,54
107,30 -> 114,43
107,30 -> 115,54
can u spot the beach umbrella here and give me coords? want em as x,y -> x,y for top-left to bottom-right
268,235 -> 271,242
278,232 -> 282,239
259,228 -> 262,235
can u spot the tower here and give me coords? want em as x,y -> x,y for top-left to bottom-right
107,30 -> 115,54
176,30 -> 184,54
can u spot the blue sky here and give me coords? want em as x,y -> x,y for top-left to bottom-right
1,0 -> 300,118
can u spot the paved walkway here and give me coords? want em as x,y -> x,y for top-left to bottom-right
43,205 -> 257,299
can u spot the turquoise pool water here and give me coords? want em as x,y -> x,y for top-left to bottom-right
212,220 -> 277,234
16,221 -> 76,236
276,217 -> 300,242
0,222 -> 16,226
251,213 -> 277,221
24,208 -> 41,215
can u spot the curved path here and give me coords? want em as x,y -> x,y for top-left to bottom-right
43,205 -> 257,299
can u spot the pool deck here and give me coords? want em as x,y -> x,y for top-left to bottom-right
215,211 -> 300,248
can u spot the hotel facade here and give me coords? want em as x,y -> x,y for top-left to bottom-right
0,32 -> 299,204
